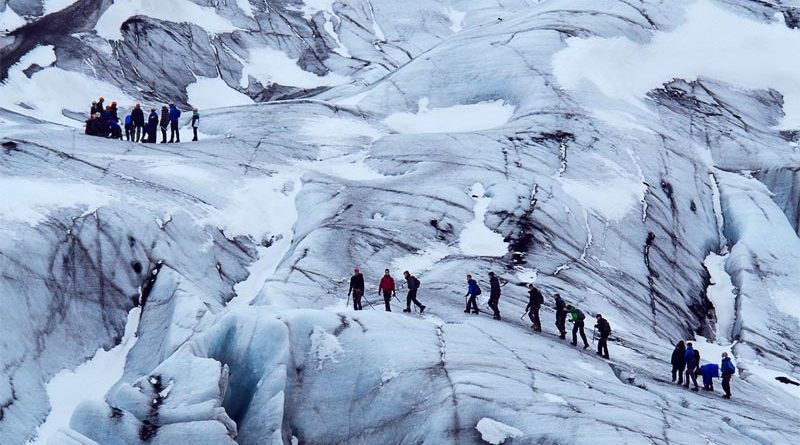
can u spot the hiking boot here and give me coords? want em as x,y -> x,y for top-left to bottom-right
691,387 -> 699,392
570,342 -> 577,346
472,311 -> 479,315
559,334 -> 566,340
403,308 -> 411,313
420,305 -> 426,314
722,394 -> 731,399
493,315 -> 501,320
603,354 -> 609,359
464,309 -> 471,313
583,344 -> 589,349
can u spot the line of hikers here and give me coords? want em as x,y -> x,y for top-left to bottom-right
348,267 -> 736,398
84,96 -> 200,143
671,340 -> 736,398
347,268 -> 612,359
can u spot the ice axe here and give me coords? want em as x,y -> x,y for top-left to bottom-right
362,294 -> 377,310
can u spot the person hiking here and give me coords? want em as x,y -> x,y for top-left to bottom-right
144,109 -> 159,143
191,108 -> 200,141
567,304 -> 589,349
124,114 -> 133,141
683,342 -> 696,389
378,269 -> 395,312
90,101 -> 98,115
699,362 -> 719,391
402,271 -> 425,313
348,267 -> 364,311
594,314 -> 611,358
131,102 -> 145,142
554,293 -> 567,339
95,96 -> 105,116
488,272 -> 501,320
168,103 -> 181,143
464,274 -> 480,314
159,105 -> 169,143
525,284 -> 544,331
671,340 -> 686,385
685,347 -> 700,391
721,352 -> 736,399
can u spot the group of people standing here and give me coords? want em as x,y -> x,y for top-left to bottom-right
671,341 -> 736,398
347,268 -> 426,314
84,96 -> 201,143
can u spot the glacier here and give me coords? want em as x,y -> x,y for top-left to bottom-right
2,0 -> 800,444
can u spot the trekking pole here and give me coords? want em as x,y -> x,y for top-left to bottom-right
520,311 -> 527,320
346,293 -> 350,309
361,294 -> 377,310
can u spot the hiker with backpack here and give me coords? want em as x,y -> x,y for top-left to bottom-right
671,340 -> 686,385
464,274 -> 480,314
594,314 -> 611,358
554,294 -> 567,339
348,267 -> 364,311
378,269 -> 395,312
685,346 -> 700,391
488,271 -> 501,320
526,284 -> 544,331
168,103 -> 181,143
567,304 -> 589,349
402,271 -> 426,313
131,102 -> 145,142
721,352 -> 736,399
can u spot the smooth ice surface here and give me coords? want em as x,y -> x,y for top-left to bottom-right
0,177 -> 113,227
383,98 -> 515,134
0,4 -> 25,32
459,183 -> 509,257
704,253 -> 736,343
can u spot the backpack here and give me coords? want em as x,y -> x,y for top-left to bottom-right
576,309 -> 585,320
413,277 -> 420,289
125,115 -> 132,125
476,285 -> 482,295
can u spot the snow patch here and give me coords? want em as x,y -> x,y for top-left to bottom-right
392,242 -> 458,275
0,4 -> 26,33
236,0 -> 255,18
186,76 -> 254,110
43,0 -> 76,14
559,157 -> 645,221
299,116 -> 384,145
459,183 -> 508,257
0,177 -> 113,227
96,0 -> 238,40
26,307 -> 140,445
552,0 -> 800,128
704,253 -> 736,344
475,418 -> 523,444
0,46 -> 133,125
445,8 -> 466,33
383,98 -> 515,134
309,325 -> 343,369
240,47 -> 350,89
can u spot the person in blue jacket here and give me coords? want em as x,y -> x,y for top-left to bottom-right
685,348 -> 700,391
168,103 -> 182,143
721,352 -> 736,399
683,342 -> 695,388
464,274 -> 479,314
699,362 -> 719,391
124,114 -> 133,141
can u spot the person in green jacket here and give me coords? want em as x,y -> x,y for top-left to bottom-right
567,304 -> 589,349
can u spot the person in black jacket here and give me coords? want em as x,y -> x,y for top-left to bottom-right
348,267 -> 364,310
402,271 -> 425,313
594,314 -> 611,358
671,340 -> 686,385
191,108 -> 200,141
554,293 -> 567,339
144,109 -> 159,143
131,102 -> 145,142
159,105 -> 169,143
109,101 -> 119,123
526,284 -> 544,331
488,271 -> 501,320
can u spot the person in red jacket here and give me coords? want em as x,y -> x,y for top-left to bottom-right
378,269 -> 396,312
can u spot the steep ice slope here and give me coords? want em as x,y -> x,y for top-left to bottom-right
2,0 -> 800,444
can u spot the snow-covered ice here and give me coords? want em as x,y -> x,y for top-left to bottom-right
475,417 -> 523,445
383,98 -> 515,134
